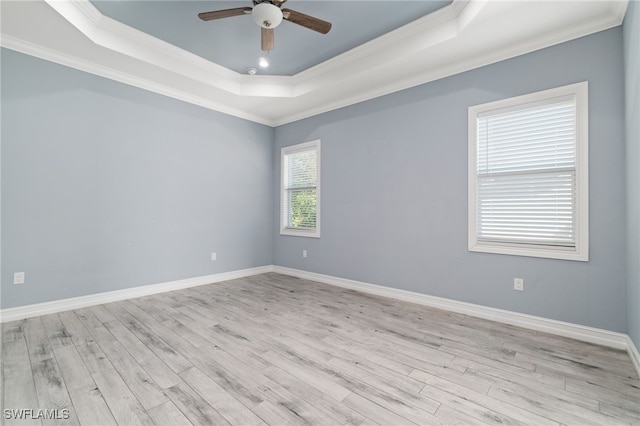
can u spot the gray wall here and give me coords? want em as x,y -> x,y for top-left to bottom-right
273,28 -> 628,333
624,0 -> 640,349
1,49 -> 274,309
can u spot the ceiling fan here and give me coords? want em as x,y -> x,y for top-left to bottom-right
198,0 -> 332,52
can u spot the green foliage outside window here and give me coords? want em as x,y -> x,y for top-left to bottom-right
285,148 -> 317,229
289,189 -> 317,228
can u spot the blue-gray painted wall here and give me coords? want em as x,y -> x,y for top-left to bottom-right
1,49 -> 274,309
1,23 -> 635,340
273,28 -> 628,333
624,0 -> 640,350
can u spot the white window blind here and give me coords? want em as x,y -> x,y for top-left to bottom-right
281,140 -> 320,237
476,98 -> 577,246
468,82 -> 588,261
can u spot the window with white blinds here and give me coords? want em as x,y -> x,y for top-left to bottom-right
468,82 -> 589,261
281,140 -> 321,238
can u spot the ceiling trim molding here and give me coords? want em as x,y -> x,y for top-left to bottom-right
290,0 -> 477,87
43,0 -> 476,100
1,0 -> 629,127
0,34 -> 276,126
45,0 -> 248,95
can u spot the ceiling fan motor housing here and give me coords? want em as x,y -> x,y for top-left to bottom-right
252,2 -> 283,28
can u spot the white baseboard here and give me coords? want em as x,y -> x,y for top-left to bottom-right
0,265 -> 274,323
2,264 -> 638,379
273,266 -> 640,377
627,335 -> 640,378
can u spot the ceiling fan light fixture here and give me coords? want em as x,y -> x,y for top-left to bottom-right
259,57 -> 269,68
252,2 -> 283,29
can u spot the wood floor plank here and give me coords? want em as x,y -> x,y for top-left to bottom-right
2,320 -> 27,343
2,338 -> 42,426
52,345 -> 117,426
23,317 -> 80,425
98,316 -> 182,389
433,404 -> 493,426
56,311 -> 97,347
201,306 -> 444,418
487,383 -> 630,425
189,321 -> 366,425
146,401 -> 193,426
255,384 -> 336,426
103,302 -> 193,374
462,358 -> 565,389
564,377 -> 640,407
117,300 -> 203,360
599,400 -> 640,422
91,368 -> 155,426
2,272 -> 638,426
261,348 -> 440,425
188,346 -> 267,409
261,366 -> 366,426
30,358 -> 79,425
23,318 -> 55,363
189,335 -> 362,425
260,350 -> 352,402
180,366 -> 263,426
414,369 -> 559,425
505,340 -> 639,379
252,400 -> 299,426
73,342 -> 113,375
516,349 -> 638,382
326,356 -> 438,411
164,381 -> 230,426
341,393 -> 419,426
40,314 -> 74,351
74,310 -> 171,409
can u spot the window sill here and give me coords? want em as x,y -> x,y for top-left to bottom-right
281,228 -> 321,238
469,241 -> 588,262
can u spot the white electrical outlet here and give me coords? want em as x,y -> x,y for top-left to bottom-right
302,250 -> 308,258
211,252 -> 217,261
13,272 -> 25,285
514,278 -> 524,291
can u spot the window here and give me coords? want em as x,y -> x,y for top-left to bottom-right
281,140 -> 320,238
468,82 -> 588,261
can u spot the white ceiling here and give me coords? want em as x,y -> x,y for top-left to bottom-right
0,0 -> 628,127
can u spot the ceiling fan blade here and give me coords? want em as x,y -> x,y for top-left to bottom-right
198,7 -> 252,21
272,0 -> 288,5
262,27 -> 274,51
282,8 -> 332,34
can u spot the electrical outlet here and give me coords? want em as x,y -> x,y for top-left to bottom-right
514,278 -> 524,291
13,272 -> 25,285
211,252 -> 217,261
302,249 -> 308,258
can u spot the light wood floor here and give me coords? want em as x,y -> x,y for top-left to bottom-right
2,273 -> 639,425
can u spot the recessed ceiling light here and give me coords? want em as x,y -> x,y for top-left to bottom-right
246,67 -> 257,75
259,57 -> 269,68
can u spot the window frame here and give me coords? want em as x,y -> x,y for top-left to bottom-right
468,82 -> 589,261
280,139 -> 321,238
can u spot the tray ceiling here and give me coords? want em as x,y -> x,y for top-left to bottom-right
92,1 -> 451,76
0,0 -> 628,126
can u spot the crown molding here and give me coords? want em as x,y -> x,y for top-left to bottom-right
0,34 -> 277,126
1,0 -> 628,126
